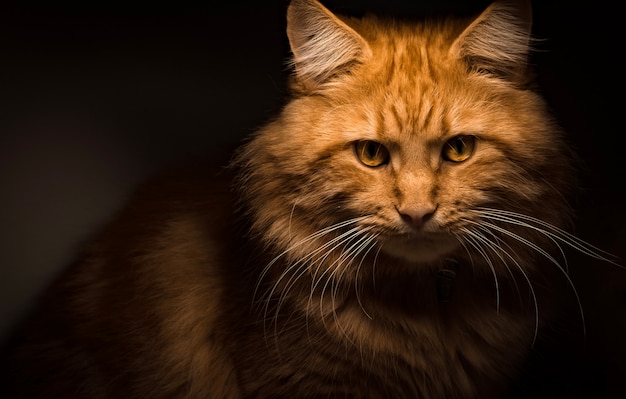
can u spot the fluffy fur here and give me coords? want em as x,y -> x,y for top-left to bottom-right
2,1 -> 615,398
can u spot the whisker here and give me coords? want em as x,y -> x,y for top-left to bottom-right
288,199 -> 299,241
354,235 -> 380,320
328,229 -> 375,313
458,228 -> 501,313
255,216 -> 371,343
370,244 -> 383,291
475,219 -> 587,336
256,218 -> 367,304
254,216 -> 370,303
470,225 -> 527,302
314,227 -> 380,345
464,212 -> 588,342
308,226 -> 370,301
472,219 -> 564,270
460,225 -> 540,345
481,211 -> 571,273
455,234 -> 476,271
475,207 -> 621,267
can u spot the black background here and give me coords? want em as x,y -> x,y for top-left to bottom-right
1,1 -> 624,397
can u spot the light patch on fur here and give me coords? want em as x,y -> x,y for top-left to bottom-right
287,0 -> 372,89
451,0 -> 533,80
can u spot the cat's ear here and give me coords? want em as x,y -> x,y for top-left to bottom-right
450,0 -> 533,82
287,0 -> 371,90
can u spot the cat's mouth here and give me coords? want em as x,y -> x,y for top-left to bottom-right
380,233 -> 459,264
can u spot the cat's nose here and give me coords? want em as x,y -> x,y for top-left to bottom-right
398,205 -> 437,229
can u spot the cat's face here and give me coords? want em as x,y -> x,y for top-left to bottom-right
274,73 -> 556,267
238,0 -> 571,283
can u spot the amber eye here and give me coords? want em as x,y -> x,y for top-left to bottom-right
442,135 -> 476,163
354,140 -> 390,167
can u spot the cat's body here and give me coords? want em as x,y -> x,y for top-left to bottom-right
2,0 -> 607,398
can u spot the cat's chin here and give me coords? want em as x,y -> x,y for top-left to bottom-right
380,234 -> 459,264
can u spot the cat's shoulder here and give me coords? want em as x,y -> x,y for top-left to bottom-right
131,159 -> 235,212
107,158 -> 237,233
79,157 -> 242,282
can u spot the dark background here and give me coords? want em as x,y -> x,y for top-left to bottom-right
1,0 -> 624,397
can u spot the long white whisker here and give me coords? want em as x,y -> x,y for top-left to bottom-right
459,229 -> 501,313
460,225 -> 540,345
470,225 -> 525,301
327,229 -> 379,322
288,199 -> 299,241
370,244 -> 383,291
316,227 -> 379,345
478,211 -> 571,273
263,223 -> 373,335
475,207 -> 620,266
307,226 -> 376,334
328,228 -> 375,310
455,234 -> 476,272
354,235 -> 379,320
256,216 -> 371,342
256,218 -> 368,302
254,216 -> 370,302
465,215 -> 586,342
308,226 -> 369,295
472,220 -> 563,270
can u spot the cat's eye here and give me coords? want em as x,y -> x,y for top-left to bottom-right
354,140 -> 390,167
442,135 -> 476,163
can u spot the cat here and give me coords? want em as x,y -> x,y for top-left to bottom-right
1,0 -> 618,398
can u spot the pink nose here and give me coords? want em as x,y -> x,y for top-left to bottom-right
398,205 -> 437,229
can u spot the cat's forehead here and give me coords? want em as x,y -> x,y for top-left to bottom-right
337,76 -> 487,146
336,91 -> 484,152
357,17 -> 462,73
319,15 -> 522,149
337,20 -> 481,134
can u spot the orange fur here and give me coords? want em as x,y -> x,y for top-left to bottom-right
4,1 -> 598,398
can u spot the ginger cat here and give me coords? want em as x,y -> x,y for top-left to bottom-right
2,1 -> 617,398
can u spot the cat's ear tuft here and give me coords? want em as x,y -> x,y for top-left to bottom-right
451,0 -> 533,82
287,0 -> 371,90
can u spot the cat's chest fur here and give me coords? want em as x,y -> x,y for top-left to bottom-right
229,254 -> 535,398
5,164 -> 539,399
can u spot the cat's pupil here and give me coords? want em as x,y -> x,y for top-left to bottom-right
442,135 -> 475,163
365,142 -> 379,158
354,140 -> 390,167
453,138 -> 464,153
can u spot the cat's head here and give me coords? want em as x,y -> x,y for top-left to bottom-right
236,0 -> 572,280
